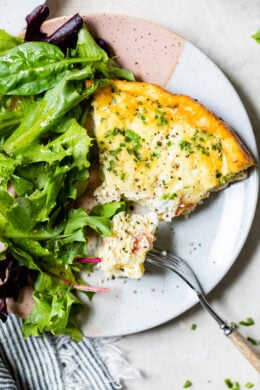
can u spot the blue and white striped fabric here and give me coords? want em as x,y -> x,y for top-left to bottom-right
0,314 -> 122,390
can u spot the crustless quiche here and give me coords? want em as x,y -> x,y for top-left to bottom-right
91,80 -> 255,222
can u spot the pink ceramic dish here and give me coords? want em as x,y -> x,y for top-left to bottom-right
12,14 -> 258,337
41,13 -> 184,87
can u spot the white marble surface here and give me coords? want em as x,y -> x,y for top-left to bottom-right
2,1 -> 260,389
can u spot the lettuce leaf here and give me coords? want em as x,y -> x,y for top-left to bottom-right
75,24 -> 135,81
3,78 -> 107,156
0,15 -> 132,340
22,273 -> 83,341
0,30 -> 23,55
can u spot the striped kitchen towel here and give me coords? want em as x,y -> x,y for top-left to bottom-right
0,314 -> 140,390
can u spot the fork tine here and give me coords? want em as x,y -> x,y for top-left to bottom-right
147,248 -> 203,293
147,248 -> 233,331
147,248 -> 228,328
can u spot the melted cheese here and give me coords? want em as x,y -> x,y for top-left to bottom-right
92,81 -> 255,221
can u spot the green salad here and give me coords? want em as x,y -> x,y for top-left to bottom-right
0,5 -> 134,341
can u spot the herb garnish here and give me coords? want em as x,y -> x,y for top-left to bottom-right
183,379 -> 192,388
245,382 -> 254,388
239,317 -> 255,326
252,29 -> 260,43
179,140 -> 193,154
154,108 -> 168,126
224,378 -> 240,389
246,337 -> 258,346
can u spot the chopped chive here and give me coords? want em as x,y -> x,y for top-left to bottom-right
162,192 -> 178,200
252,29 -> 260,44
239,317 -> 254,326
191,323 -> 197,330
224,378 -> 233,388
245,382 -> 254,388
183,379 -> 192,388
154,108 -> 168,126
179,140 -> 193,154
224,379 -> 240,389
247,337 -> 258,346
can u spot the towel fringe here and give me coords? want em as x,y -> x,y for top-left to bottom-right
53,336 -> 93,390
95,337 -> 142,383
52,335 -> 141,389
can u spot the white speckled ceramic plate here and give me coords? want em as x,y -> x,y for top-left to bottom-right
13,13 -> 260,337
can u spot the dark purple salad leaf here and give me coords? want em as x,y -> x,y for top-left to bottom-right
0,298 -> 8,322
24,4 -> 49,42
44,13 -> 83,52
24,4 -> 111,55
94,38 -> 112,57
0,258 -> 9,281
0,252 -> 36,323
24,5 -> 83,52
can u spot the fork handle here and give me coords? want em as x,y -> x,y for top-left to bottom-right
227,329 -> 260,373
197,292 -> 260,372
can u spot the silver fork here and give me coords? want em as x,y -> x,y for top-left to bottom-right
146,248 -> 260,373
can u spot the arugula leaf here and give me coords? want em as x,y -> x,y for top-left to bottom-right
3,78 -> 107,156
76,24 -> 108,62
0,153 -> 17,185
75,24 -> 135,81
90,201 -> 126,218
96,59 -> 135,81
0,111 -> 23,138
11,201 -> 122,340
9,241 -> 42,271
0,123 -> 93,238
65,208 -> 112,238
16,118 -> 93,206
0,96 -> 34,141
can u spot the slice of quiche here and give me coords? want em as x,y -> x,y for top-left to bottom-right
91,80 -> 255,221
97,211 -> 157,279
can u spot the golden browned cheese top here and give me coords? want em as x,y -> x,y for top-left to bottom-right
91,80 -> 255,220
